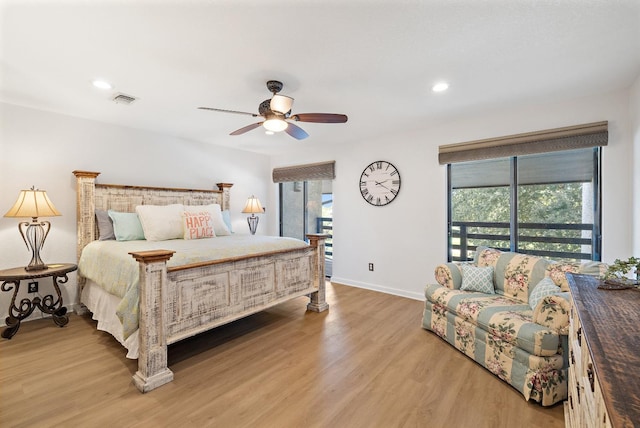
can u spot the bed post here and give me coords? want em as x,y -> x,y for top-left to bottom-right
72,170 -> 100,301
72,171 -> 100,259
129,249 -> 176,393
216,183 -> 233,211
306,234 -> 329,312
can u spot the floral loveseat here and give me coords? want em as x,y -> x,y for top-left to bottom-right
422,246 -> 606,406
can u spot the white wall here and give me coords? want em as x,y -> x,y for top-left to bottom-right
630,75 -> 640,255
0,102 -> 272,323
1,83 -> 636,325
271,87 -> 638,300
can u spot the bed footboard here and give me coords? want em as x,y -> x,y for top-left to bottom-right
129,235 -> 328,393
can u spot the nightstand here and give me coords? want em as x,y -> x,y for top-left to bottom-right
0,263 -> 77,339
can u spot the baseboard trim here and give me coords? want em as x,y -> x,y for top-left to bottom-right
330,277 -> 423,301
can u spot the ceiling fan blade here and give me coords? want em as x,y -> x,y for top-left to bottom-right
230,122 -> 263,136
290,113 -> 348,123
198,107 -> 259,117
284,122 -> 309,140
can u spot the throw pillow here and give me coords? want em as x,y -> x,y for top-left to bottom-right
460,264 -> 495,294
108,210 -> 145,241
135,204 -> 184,241
529,277 -> 561,310
182,210 -> 216,240
184,204 -> 230,236
95,209 -> 115,240
222,209 -> 233,233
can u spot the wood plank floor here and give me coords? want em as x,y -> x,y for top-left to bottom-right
0,282 -> 564,428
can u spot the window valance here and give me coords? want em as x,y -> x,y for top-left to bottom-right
272,161 -> 336,183
438,121 -> 608,165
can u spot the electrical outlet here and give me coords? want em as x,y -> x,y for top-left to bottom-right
368,263 -> 374,271
28,281 -> 38,293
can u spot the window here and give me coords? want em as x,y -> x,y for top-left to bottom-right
279,180 -> 333,275
448,149 -> 601,261
441,122 -> 607,263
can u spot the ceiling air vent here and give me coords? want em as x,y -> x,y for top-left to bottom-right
112,93 -> 137,105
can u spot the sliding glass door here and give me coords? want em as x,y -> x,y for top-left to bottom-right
280,180 -> 333,276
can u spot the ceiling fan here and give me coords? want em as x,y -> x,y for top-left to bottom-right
198,80 -> 348,140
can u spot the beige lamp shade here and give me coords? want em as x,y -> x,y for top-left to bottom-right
4,188 -> 61,219
241,196 -> 264,214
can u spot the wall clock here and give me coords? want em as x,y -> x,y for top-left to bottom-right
359,161 -> 401,206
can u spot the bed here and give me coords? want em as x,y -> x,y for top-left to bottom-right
73,171 -> 328,392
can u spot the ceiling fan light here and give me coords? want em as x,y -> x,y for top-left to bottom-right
263,118 -> 288,132
270,95 -> 294,114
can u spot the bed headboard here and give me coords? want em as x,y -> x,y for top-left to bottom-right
72,170 -> 233,261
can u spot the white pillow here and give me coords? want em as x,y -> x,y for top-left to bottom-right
184,204 -> 230,236
135,204 -> 184,241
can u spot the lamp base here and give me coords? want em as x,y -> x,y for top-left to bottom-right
25,263 -> 48,272
247,215 -> 259,235
19,220 -> 51,272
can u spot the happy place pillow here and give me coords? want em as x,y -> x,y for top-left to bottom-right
135,204 -> 184,241
460,264 -> 495,294
182,210 -> 216,240
184,204 -> 230,236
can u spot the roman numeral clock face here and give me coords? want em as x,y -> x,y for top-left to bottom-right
359,161 -> 401,206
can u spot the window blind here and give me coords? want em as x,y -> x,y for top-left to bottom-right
451,149 -> 596,189
439,121 -> 608,165
272,161 -> 336,183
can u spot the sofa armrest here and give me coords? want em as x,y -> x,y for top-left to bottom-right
434,262 -> 471,290
532,292 -> 571,335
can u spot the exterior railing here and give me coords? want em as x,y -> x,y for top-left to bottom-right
451,221 -> 596,262
316,217 -> 333,259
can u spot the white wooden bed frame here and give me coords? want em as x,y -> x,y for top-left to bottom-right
73,171 -> 328,392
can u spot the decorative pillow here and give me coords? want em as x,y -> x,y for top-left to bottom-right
546,262 -> 581,291
182,210 -> 215,240
529,277 -> 561,310
475,246 -> 502,268
135,204 -> 184,241
95,209 -> 115,240
222,210 -> 233,233
184,204 -> 230,236
460,264 -> 495,294
107,210 -> 145,241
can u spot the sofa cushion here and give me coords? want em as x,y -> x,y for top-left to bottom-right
545,261 -> 608,291
495,252 -> 552,303
460,264 -> 495,293
425,285 -> 560,356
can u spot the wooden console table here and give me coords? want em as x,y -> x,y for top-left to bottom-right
0,263 -> 77,339
565,274 -> 640,427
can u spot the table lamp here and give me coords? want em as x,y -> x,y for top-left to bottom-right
241,195 -> 264,235
4,187 -> 61,271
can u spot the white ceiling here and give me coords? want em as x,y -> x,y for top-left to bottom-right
2,0 -> 639,155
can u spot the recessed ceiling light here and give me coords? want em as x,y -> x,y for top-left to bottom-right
432,82 -> 449,93
92,79 -> 113,90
